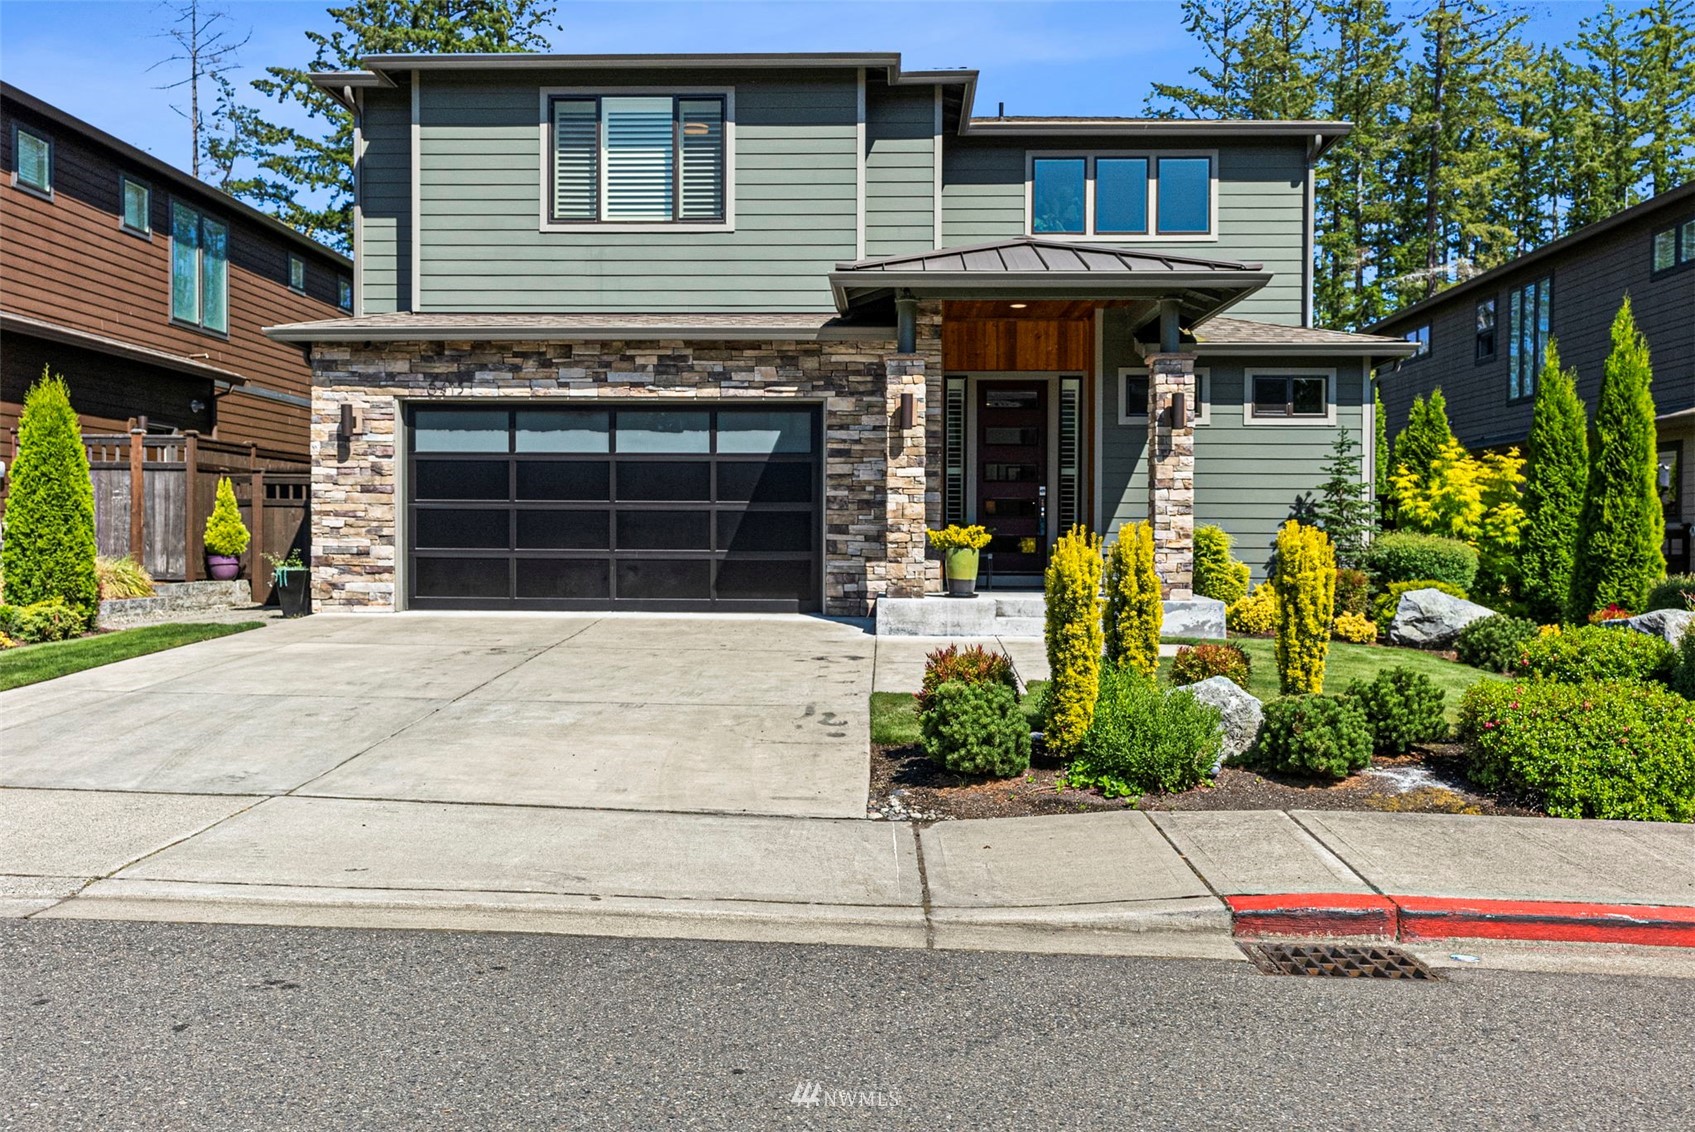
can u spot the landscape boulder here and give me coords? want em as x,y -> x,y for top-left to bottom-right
1388,588 -> 1495,647
1600,608 -> 1694,646
1174,675 -> 1264,773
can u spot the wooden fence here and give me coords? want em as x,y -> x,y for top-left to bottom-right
83,431 -> 310,604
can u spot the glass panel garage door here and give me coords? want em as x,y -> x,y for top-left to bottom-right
406,405 -> 822,612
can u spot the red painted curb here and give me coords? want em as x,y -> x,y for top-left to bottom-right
1226,893 -> 1398,939
1394,896 -> 1695,948
1227,893 -> 1695,948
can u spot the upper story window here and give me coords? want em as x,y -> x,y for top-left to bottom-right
544,91 -> 729,229
1247,369 -> 1335,425
1651,217 -> 1695,273
120,176 -> 150,235
12,125 -> 52,195
1029,152 -> 1215,240
1403,324 -> 1431,359
337,276 -> 353,311
289,255 -> 305,293
1508,276 -> 1551,401
1475,298 -> 1497,362
170,200 -> 228,335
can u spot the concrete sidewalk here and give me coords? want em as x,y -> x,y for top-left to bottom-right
5,786 -> 1690,961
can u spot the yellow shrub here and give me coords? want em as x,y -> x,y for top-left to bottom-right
1226,582 -> 1278,635
1103,521 -> 1161,681
1271,520 -> 1336,694
1333,610 -> 1378,643
1043,524 -> 1103,754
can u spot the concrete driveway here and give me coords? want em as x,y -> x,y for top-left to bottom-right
0,613 -> 875,819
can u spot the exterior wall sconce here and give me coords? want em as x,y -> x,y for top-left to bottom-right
1170,391 -> 1186,430
898,392 -> 916,431
338,403 -> 359,442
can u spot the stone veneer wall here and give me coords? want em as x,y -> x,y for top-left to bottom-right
308,319 -> 943,616
1146,352 -> 1197,599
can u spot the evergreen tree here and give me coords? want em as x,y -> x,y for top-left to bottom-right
1372,381 -> 1391,503
1312,428 -> 1375,568
1520,340 -> 1589,623
1146,0 -> 1255,116
224,0 -> 557,250
0,371 -> 99,626
1392,388 -> 1454,485
1631,0 -> 1695,195
1238,0 -> 1321,118
1571,299 -> 1665,617
1569,3 -> 1643,224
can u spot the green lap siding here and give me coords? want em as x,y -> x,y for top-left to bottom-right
359,89 -> 412,314
864,80 -> 936,257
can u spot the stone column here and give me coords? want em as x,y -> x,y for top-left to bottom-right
1146,351 -> 1197,600
883,354 -> 928,601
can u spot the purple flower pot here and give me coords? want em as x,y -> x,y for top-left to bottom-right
206,554 -> 241,581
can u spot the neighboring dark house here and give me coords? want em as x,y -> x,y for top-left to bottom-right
1,83 -> 350,467
1372,182 -> 1695,574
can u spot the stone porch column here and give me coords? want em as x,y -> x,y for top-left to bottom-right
1146,351 -> 1197,600
883,354 -> 928,601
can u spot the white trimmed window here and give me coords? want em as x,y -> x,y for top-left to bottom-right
121,176 -> 150,234
1246,369 -> 1336,425
1118,367 -> 1210,425
544,91 -> 731,229
288,254 -> 305,293
1028,152 -> 1216,240
13,125 -> 52,194
170,200 -> 228,334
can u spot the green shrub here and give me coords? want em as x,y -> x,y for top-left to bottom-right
1515,625 -> 1674,684
1459,680 -> 1695,821
1520,340 -> 1588,622
1366,531 -> 1479,592
1645,575 -> 1695,612
1170,643 -> 1251,689
1043,525 -> 1104,754
0,599 -> 85,644
1103,521 -> 1161,681
1334,567 -> 1370,617
1226,582 -> 1278,635
1068,667 -> 1221,796
0,372 -> 98,627
916,644 -> 1017,713
1193,524 -> 1250,606
203,476 -> 251,558
1373,579 -> 1470,633
1272,521 -> 1336,695
920,680 -> 1031,778
95,555 -> 155,601
1344,667 -> 1448,753
1454,614 -> 1542,673
1245,694 -> 1373,779
1670,631 -> 1695,700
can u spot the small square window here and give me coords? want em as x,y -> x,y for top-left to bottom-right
1291,376 -> 1327,416
1404,324 -> 1431,358
14,127 -> 51,193
1654,228 -> 1677,272
1118,368 -> 1210,425
1250,372 -> 1331,421
121,176 -> 150,233
337,276 -> 352,311
289,255 -> 305,292
1475,299 -> 1497,362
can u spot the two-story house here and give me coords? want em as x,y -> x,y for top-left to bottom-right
1371,182 -> 1695,575
1,83 -> 351,471
267,52 -> 1414,618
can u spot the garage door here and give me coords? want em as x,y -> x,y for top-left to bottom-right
406,404 -> 822,612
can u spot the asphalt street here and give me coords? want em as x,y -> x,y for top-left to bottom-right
3,919 -> 1691,1131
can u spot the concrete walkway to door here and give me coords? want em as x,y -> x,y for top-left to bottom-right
0,613 -> 875,819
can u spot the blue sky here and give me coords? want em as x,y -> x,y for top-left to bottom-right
1,0 -> 1603,174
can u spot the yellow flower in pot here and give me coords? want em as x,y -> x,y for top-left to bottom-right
926,524 -> 993,597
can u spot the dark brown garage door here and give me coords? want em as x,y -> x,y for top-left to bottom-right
406,404 -> 822,612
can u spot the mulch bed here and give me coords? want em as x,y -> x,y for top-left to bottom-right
867,740 -> 1538,822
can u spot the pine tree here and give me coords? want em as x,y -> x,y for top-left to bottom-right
1571,299 -> 1665,618
1520,340 -> 1589,623
1238,0 -> 1322,118
1372,381 -> 1391,503
1392,388 -> 1454,485
1146,0 -> 1255,116
1631,0 -> 1695,195
1313,429 -> 1375,569
0,371 -> 99,626
223,0 -> 557,250
1570,3 -> 1643,223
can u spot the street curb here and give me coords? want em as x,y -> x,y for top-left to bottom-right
1226,893 -> 1695,949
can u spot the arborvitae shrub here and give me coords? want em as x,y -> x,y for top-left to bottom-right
1246,694 -> 1373,779
1170,642 -> 1251,688
1454,614 -> 1541,673
1103,522 -> 1161,681
0,371 -> 98,627
1520,340 -> 1588,623
1344,667 -> 1448,753
920,681 -> 1031,778
917,644 -> 1017,713
1366,531 -> 1479,591
1271,521 -> 1336,695
1193,524 -> 1249,606
1042,525 -> 1103,754
1068,667 -> 1222,797
203,476 -> 251,557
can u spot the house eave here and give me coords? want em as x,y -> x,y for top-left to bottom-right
1,310 -> 250,385
263,319 -> 896,345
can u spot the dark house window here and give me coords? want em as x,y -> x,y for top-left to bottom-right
1032,157 -> 1087,234
289,255 -> 306,292
337,276 -> 353,311
1250,373 -> 1329,419
170,200 -> 228,334
1030,153 -> 1214,237
1652,217 -> 1695,273
1403,324 -> 1430,359
13,125 -> 52,194
1475,298 -> 1497,362
548,94 -> 727,225
1508,276 -> 1551,401
120,176 -> 150,234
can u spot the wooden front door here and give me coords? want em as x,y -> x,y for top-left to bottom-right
976,381 -> 1048,581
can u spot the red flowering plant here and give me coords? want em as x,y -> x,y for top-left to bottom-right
1586,603 -> 1634,623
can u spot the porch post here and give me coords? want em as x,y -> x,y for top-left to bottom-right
1146,352 -> 1197,599
884,353 -> 928,601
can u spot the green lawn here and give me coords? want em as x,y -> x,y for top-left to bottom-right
0,622 -> 263,691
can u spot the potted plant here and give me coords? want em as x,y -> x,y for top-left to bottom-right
266,549 -> 310,618
926,524 -> 993,598
202,477 -> 250,581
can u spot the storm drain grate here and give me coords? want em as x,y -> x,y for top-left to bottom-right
1240,941 -> 1440,980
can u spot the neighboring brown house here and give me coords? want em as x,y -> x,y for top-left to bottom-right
1,82 -> 350,471
1371,182 -> 1695,573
